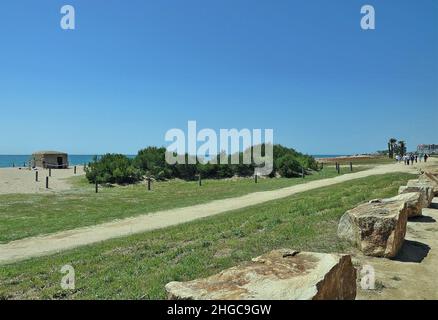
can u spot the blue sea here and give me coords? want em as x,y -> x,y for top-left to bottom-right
312,154 -> 348,159
0,155 -> 135,168
0,154 -> 347,168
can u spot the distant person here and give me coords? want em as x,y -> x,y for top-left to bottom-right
415,155 -> 418,163
407,155 -> 410,165
410,154 -> 415,165
424,154 -> 429,162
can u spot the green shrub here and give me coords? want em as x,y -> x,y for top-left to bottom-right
276,155 -> 301,177
85,144 -> 319,184
135,147 -> 173,180
85,154 -> 142,184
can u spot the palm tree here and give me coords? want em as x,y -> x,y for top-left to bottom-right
388,138 -> 397,158
397,141 -> 406,157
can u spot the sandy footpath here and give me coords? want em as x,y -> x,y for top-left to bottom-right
0,166 -> 85,195
1,160 -> 435,265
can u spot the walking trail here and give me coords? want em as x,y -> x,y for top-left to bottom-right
0,161 -> 434,265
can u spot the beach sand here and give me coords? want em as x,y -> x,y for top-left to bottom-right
0,166 -> 85,195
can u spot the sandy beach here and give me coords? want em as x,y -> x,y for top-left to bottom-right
0,166 -> 85,195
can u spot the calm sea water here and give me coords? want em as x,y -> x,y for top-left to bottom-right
0,155 -> 130,168
313,154 -> 348,159
0,154 -> 346,168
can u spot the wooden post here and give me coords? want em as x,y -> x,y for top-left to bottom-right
147,177 -> 151,191
49,168 -> 52,177
321,162 -> 324,170
95,179 -> 98,193
46,176 -> 49,189
302,167 -> 305,179
35,171 -> 38,182
337,164 -> 340,174
255,174 -> 258,184
74,166 -> 77,174
350,162 -> 353,172
198,174 -> 202,187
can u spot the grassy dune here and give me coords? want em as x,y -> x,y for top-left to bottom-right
0,172 -> 414,299
0,167 -> 361,243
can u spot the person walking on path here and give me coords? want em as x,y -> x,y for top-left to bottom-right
410,154 -> 415,165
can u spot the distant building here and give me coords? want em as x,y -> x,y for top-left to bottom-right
417,144 -> 438,155
32,151 -> 69,169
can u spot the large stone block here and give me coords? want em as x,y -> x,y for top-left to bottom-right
338,201 -> 408,258
419,172 -> 438,196
165,249 -> 357,300
370,192 -> 424,218
399,179 -> 435,207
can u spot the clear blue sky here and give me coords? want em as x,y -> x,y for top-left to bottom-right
0,0 -> 437,155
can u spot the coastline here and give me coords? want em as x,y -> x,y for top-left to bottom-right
0,154 -> 345,168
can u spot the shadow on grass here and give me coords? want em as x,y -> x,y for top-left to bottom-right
392,240 -> 430,263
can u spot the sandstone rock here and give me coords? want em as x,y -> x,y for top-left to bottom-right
338,201 -> 408,258
165,249 -> 357,300
399,179 -> 435,207
419,172 -> 438,196
370,192 -> 423,218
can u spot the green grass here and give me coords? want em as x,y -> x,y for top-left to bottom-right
0,172 -> 414,300
0,167 -> 364,243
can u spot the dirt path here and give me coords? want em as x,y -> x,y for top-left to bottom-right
0,161 -> 434,265
356,197 -> 438,299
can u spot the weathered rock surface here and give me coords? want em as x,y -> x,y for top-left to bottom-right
338,201 -> 408,258
165,249 -> 357,300
370,192 -> 424,218
399,179 -> 435,207
419,172 -> 438,196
